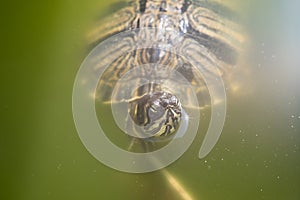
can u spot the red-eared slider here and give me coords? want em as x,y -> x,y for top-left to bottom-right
87,0 -> 244,151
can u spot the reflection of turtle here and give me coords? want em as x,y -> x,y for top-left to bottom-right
89,0 -> 244,146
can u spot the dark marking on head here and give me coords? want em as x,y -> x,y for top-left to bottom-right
139,0 -> 147,13
136,18 -> 140,28
159,0 -> 167,12
181,0 -> 191,13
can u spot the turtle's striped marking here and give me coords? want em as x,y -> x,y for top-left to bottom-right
91,0 -> 245,139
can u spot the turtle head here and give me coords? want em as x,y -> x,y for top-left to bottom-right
129,91 -> 182,137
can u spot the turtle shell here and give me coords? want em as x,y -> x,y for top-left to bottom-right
74,0 -> 247,154
88,0 -> 244,109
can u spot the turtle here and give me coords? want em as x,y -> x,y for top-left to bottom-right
88,0 -> 244,151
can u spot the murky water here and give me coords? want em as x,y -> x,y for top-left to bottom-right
1,0 -> 299,200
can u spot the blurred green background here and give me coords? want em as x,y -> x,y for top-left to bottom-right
1,0 -> 299,200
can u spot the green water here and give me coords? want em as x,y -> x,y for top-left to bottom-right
1,0 -> 299,199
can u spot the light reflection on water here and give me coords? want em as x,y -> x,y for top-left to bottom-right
91,0 -> 300,199
90,1 -> 300,199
